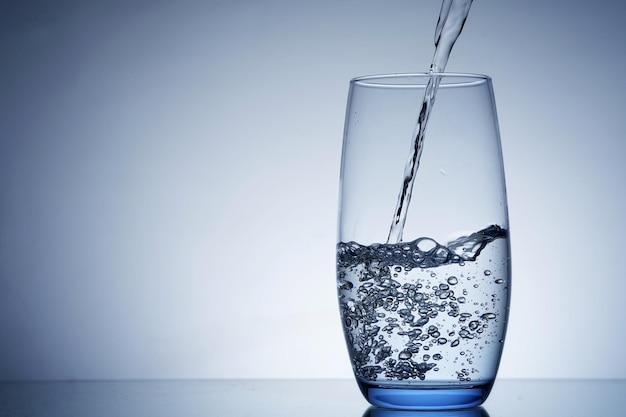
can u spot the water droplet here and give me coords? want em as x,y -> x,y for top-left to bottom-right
495,279 -> 504,284
447,276 -> 458,285
484,270 -> 491,276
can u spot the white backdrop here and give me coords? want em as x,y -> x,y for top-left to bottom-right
1,0 -> 625,380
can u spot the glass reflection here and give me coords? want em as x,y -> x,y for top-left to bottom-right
362,405 -> 489,417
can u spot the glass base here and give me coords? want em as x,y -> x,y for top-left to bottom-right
357,380 -> 493,410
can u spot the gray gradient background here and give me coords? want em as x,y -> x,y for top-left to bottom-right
1,0 -> 625,380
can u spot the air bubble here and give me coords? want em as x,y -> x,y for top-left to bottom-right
416,238 -> 437,252
398,350 -> 412,360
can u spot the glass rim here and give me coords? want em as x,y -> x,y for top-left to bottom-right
351,72 -> 491,89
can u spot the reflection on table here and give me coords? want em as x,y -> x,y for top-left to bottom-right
0,379 -> 624,417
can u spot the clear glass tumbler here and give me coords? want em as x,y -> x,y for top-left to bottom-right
337,73 -> 510,410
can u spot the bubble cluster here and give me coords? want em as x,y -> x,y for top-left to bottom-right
337,226 -> 509,383
338,225 -> 505,273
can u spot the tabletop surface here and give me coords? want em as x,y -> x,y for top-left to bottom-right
1,378 -> 625,417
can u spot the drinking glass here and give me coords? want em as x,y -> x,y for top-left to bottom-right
337,73 -> 510,410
